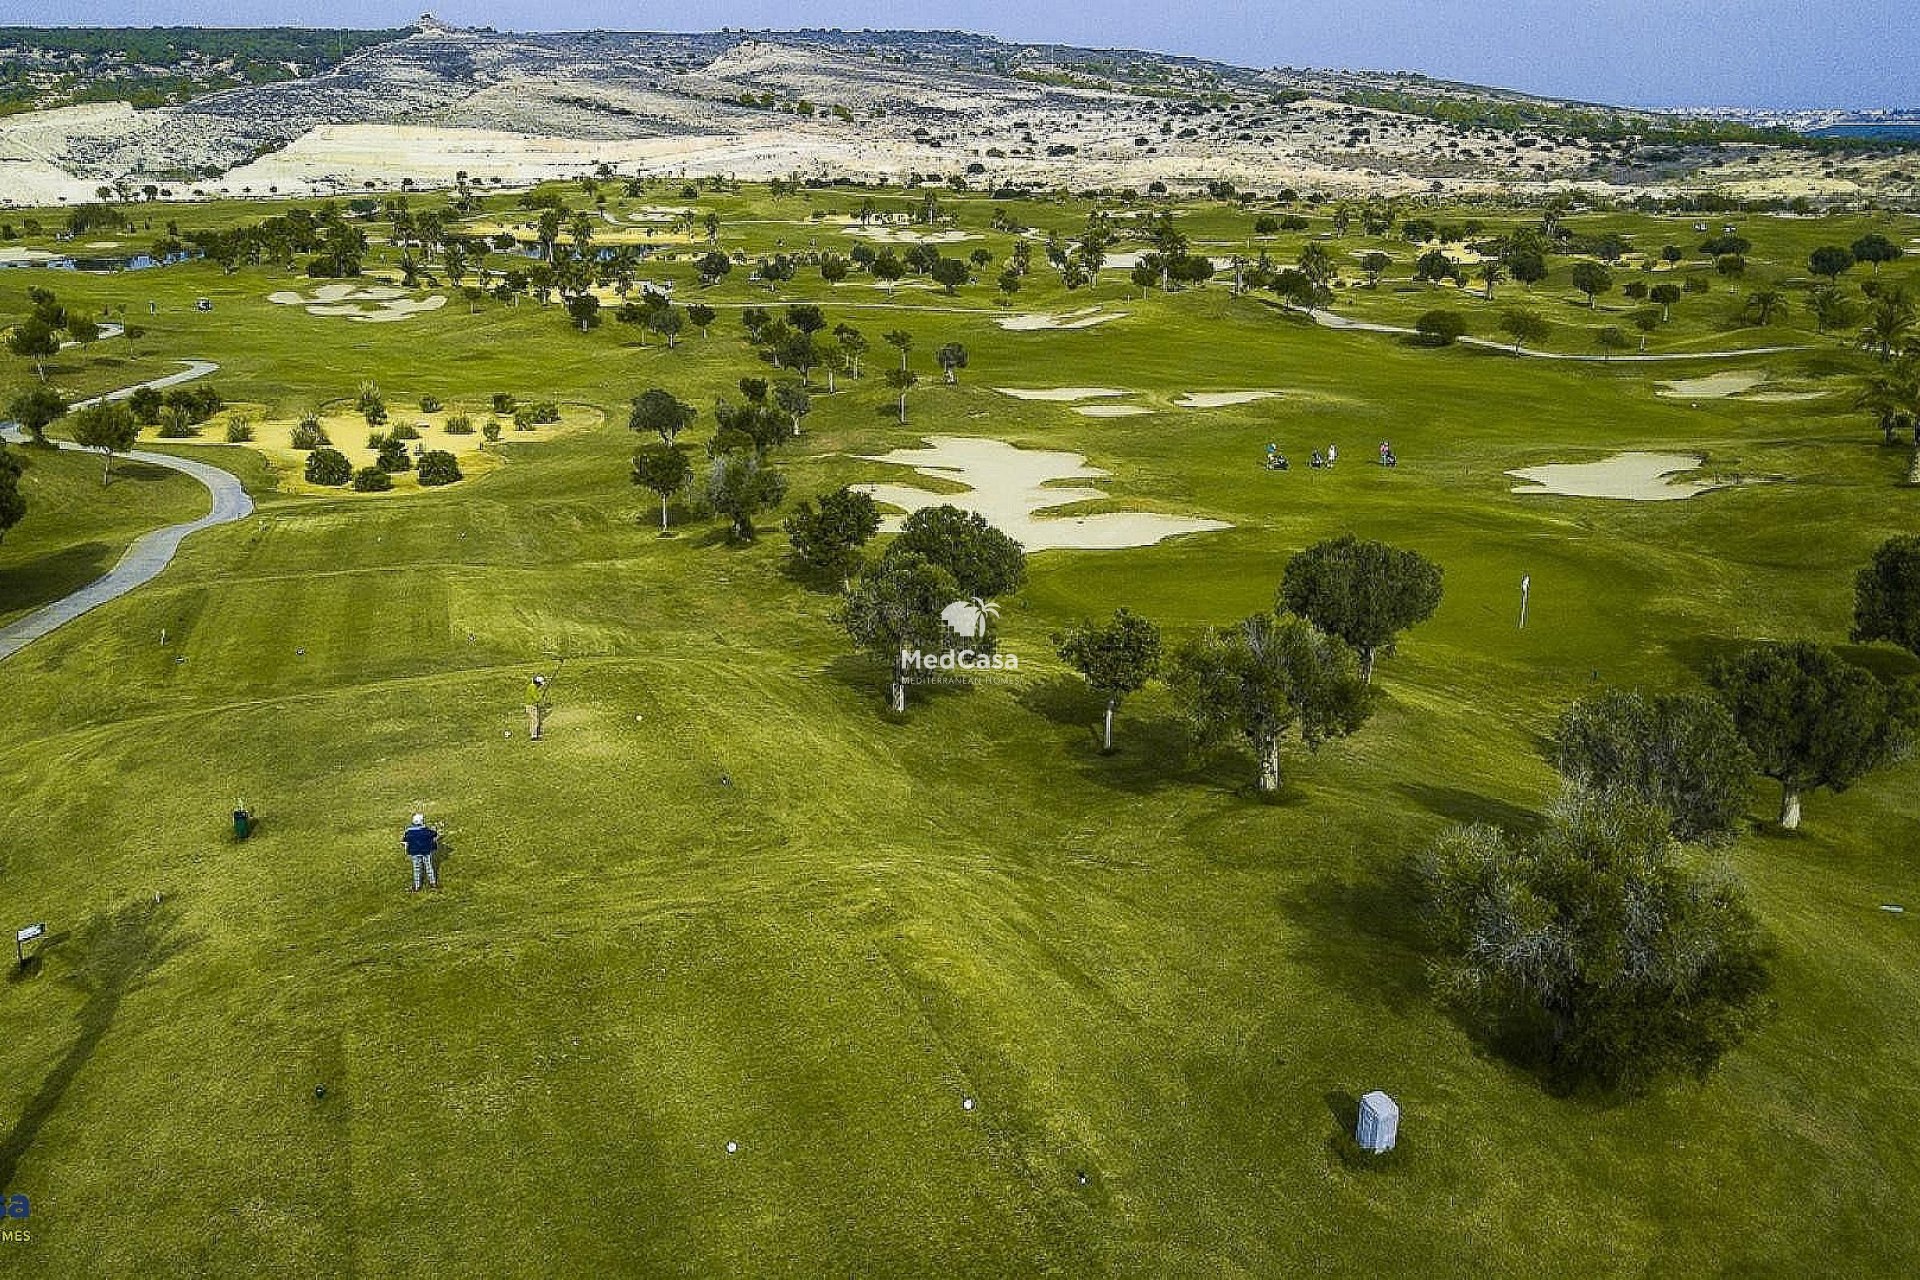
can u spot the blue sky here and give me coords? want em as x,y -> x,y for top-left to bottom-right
9,1 -> 1914,110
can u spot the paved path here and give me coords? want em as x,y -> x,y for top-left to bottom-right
1,360 -> 249,662
1293,305 -> 1816,363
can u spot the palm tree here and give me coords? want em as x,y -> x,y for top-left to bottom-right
1479,259 -> 1506,300
1859,291 -> 1916,361
1745,287 -> 1788,327
1856,354 -> 1920,446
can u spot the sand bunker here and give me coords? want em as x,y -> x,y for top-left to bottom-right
995,387 -> 1131,402
853,435 -> 1229,551
1075,405 -> 1153,417
1175,391 -> 1277,408
842,226 -> 980,244
0,247 -> 59,263
1507,452 -> 1731,501
1655,371 -> 1767,399
997,307 -> 1126,332
269,283 -> 447,322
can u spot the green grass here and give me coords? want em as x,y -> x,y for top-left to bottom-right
1,184 -> 1917,1275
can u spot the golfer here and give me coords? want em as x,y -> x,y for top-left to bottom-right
526,674 -> 550,740
402,814 -> 440,891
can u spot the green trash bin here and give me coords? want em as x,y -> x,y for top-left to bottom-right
233,809 -> 252,840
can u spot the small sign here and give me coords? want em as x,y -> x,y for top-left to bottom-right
16,924 -> 44,945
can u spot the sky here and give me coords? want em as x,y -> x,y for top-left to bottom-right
9,0 -> 1915,111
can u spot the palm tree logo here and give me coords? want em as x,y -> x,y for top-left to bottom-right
941,597 -> 999,641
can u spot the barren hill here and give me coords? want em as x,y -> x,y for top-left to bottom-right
0,23 -> 1911,205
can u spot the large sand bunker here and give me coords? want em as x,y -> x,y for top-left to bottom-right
997,307 -> 1125,332
1507,452 -> 1733,501
1655,369 -> 1827,403
853,435 -> 1229,551
995,387 -> 1131,402
841,226 -> 980,244
1075,405 -> 1153,417
1175,391 -> 1277,408
269,283 -> 447,323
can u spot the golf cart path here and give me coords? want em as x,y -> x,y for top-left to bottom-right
1,359 -> 249,663
1294,306 -> 1815,362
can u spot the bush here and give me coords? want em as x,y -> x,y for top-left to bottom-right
491,392 -> 516,414
304,447 -> 352,486
1414,309 -> 1469,345
524,400 -> 561,424
351,466 -> 393,492
163,384 -> 223,423
416,450 -> 463,487
290,416 -> 330,450
375,437 -> 412,473
128,385 -> 164,424
419,394 -> 443,413
366,431 -> 388,450
156,415 -> 199,439
389,422 -> 422,442
224,418 -> 254,444
481,422 -> 503,443
444,414 -> 474,435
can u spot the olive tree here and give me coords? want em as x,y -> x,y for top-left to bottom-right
629,388 -> 696,446
1168,612 -> 1371,793
885,504 -> 1026,599
706,450 -> 787,541
839,552 -> 961,713
784,486 -> 881,585
1053,608 -> 1163,752
1554,688 -> 1754,842
1413,790 -> 1772,1095
68,401 -> 139,483
631,443 -> 692,531
1851,533 -> 1920,658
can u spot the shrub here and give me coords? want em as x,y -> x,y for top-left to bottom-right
366,431 -> 388,450
482,422 -> 503,443
512,408 -> 537,431
524,400 -> 561,424
416,450 -> 463,487
224,418 -> 254,443
419,394 -> 443,413
375,437 -> 412,473
1414,309 -> 1468,345
444,413 -> 474,435
491,392 -> 516,414
304,447 -> 352,486
163,384 -> 223,423
351,466 -> 393,492
128,385 -> 164,424
290,415 -> 330,450
389,422 -> 422,442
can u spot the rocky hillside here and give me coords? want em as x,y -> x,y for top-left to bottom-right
0,23 -> 1911,206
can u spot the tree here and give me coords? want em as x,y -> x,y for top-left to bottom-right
1555,689 -> 1754,842
1854,353 -> 1919,445
1498,308 -> 1551,354
1808,245 -> 1855,280
1359,251 -> 1391,288
836,325 -> 869,379
686,303 -> 717,337
1744,287 -> 1788,326
1595,326 -> 1631,362
1852,533 -> 1920,659
69,402 -> 140,483
1168,612 -> 1372,793
1278,534 -> 1444,683
706,450 -> 787,541
784,486 -> 881,584
7,317 -> 60,380
1412,791 -> 1772,1095
1570,261 -> 1613,309
929,257 -> 970,294
840,552 -> 962,713
1414,310 -> 1467,346
1806,285 -> 1855,336
885,367 -> 918,423
773,382 -> 811,436
1054,609 -> 1163,752
1709,640 -> 1915,829
1851,233 -> 1904,272
0,444 -> 24,544
884,329 -> 913,370
1649,282 -> 1683,323
886,504 -> 1026,599
1858,289 -> 1915,361
7,385 -> 66,444
1478,259 -> 1506,300
935,342 -> 969,384
697,251 -> 732,286
304,447 -> 352,486
1715,253 -> 1747,289
647,306 -> 683,349
629,388 -> 696,445
631,443 -> 693,531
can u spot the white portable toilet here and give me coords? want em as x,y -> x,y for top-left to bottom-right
1356,1090 -> 1399,1153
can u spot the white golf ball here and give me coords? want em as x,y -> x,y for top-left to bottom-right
725,1141 -> 737,1154
962,1097 -> 975,1111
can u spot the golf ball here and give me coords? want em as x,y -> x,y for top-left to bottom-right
962,1097 -> 975,1111
725,1141 -> 737,1154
